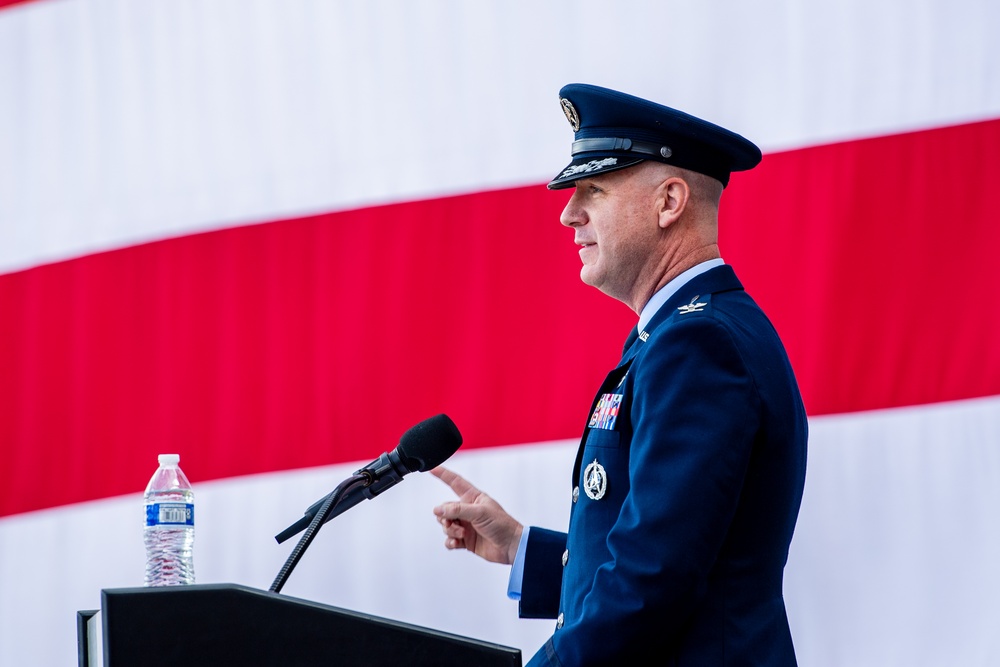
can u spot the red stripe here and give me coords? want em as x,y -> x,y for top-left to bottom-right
0,0 -> 38,10
721,117 -> 1000,416
0,186 -> 632,517
3,119 -> 999,517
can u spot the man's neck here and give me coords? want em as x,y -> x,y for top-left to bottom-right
630,243 -> 721,314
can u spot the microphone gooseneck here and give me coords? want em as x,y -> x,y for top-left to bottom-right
269,473 -> 368,594
272,413 -> 462,548
270,414 -> 462,592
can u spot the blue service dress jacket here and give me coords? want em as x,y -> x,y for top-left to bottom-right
520,264 -> 808,667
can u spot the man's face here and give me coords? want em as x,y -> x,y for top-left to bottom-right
560,163 -> 666,307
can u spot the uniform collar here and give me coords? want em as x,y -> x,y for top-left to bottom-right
637,258 -> 724,333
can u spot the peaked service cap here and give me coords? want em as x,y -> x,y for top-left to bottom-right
548,83 -> 762,190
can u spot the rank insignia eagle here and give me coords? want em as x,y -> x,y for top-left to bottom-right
677,295 -> 707,314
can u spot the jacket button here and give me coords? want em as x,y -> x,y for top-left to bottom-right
556,613 -> 564,629
572,486 -> 580,503
562,549 -> 569,566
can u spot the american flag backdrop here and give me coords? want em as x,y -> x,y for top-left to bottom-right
1,1 -> 999,665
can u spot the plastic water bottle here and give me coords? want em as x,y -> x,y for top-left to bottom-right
143,453 -> 195,586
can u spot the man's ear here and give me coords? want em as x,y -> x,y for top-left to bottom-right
657,177 -> 690,229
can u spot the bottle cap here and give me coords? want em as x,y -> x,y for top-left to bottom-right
158,454 -> 180,466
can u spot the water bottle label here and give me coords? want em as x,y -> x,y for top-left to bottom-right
145,502 -> 195,527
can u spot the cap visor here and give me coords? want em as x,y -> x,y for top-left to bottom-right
547,156 -> 645,190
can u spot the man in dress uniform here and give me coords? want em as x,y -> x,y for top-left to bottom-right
432,83 -> 808,666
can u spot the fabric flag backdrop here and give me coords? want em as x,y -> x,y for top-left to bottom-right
2,1 -> 999,665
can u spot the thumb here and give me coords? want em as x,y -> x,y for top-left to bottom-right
433,501 -> 466,521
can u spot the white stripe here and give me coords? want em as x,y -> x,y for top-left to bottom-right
786,395 -> 1000,666
2,0 -> 999,273
3,397 -> 1000,666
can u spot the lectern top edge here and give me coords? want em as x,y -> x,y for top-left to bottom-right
86,583 -> 522,667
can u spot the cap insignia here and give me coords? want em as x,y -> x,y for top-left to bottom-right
560,97 -> 580,131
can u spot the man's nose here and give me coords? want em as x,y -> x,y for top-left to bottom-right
560,191 -> 586,227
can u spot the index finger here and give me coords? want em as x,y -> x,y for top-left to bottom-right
430,466 -> 479,499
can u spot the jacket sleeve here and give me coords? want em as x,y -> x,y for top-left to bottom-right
518,527 -> 567,619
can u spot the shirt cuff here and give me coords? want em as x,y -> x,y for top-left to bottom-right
506,527 -> 531,600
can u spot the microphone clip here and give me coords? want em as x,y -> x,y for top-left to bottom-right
359,469 -> 377,486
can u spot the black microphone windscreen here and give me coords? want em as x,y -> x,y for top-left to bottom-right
397,414 -> 462,472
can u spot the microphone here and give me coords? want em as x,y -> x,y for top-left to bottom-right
274,413 -> 462,544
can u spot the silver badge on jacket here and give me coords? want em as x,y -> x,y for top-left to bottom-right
584,459 -> 607,500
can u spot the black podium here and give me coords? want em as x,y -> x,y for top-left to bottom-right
77,583 -> 522,666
